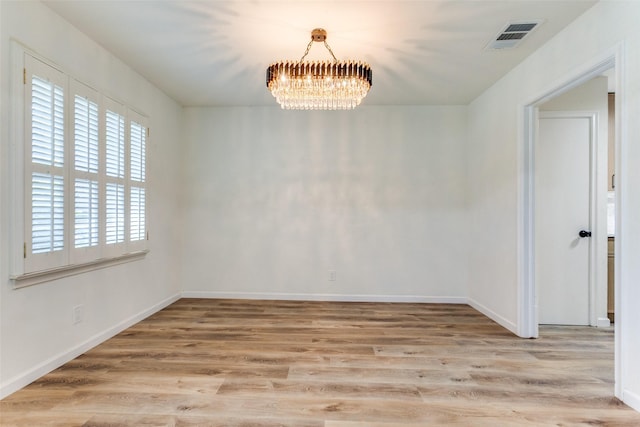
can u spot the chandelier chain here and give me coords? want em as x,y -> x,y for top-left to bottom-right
323,41 -> 338,62
299,40 -> 338,63
299,39 -> 314,62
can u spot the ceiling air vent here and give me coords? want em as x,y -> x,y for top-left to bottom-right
486,21 -> 541,50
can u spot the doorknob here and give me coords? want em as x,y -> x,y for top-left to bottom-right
579,230 -> 592,238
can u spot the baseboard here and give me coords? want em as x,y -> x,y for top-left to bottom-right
181,290 -> 466,304
623,388 -> 640,413
0,292 -> 181,399
467,298 -> 518,335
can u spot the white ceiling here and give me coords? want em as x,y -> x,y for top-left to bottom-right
43,0 -> 597,107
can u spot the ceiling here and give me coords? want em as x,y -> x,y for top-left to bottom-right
43,0 -> 597,107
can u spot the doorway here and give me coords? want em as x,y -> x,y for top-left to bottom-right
534,75 -> 611,327
520,53 -> 622,398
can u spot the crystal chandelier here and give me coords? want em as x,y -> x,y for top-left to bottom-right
266,28 -> 372,110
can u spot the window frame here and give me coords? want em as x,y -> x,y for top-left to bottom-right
11,46 -> 149,288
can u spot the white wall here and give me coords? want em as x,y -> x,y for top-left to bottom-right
467,0 -> 640,410
0,1 -> 183,397
180,106 -> 468,302
540,76 -> 609,111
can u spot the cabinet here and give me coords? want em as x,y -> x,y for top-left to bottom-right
608,93 -> 615,190
608,237 -> 615,323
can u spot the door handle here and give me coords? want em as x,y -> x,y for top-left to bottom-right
579,230 -> 592,238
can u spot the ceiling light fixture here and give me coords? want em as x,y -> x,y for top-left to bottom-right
266,28 -> 372,110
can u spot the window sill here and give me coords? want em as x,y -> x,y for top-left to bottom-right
10,250 -> 149,289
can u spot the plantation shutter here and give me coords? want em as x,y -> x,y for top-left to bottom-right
72,81 -> 101,262
74,178 -> 99,246
103,99 -> 127,256
24,55 -> 69,272
105,110 -> 125,180
129,114 -> 147,250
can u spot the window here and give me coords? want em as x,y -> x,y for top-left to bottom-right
17,52 -> 148,280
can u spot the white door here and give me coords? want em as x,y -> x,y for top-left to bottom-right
536,113 -> 593,325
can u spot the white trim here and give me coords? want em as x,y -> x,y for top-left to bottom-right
518,104 -> 538,338
468,298 -> 518,335
181,291 -> 466,305
519,43 -> 625,400
10,250 -> 148,288
613,43 -> 626,402
9,41 -> 26,277
623,389 -> 640,413
0,292 -> 180,399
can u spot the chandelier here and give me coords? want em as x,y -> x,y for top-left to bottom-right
266,28 -> 372,110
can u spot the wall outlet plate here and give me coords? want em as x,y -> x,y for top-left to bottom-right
73,305 -> 84,324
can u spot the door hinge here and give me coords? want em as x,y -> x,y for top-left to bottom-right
23,68 -> 26,85
147,128 -> 150,138
23,242 -> 27,258
146,231 -> 149,241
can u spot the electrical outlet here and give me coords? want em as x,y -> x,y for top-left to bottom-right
73,305 -> 84,325
329,270 -> 337,281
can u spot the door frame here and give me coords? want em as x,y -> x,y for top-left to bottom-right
518,45 -> 625,399
537,110 -> 598,326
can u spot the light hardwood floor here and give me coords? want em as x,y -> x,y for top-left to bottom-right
1,298 -> 639,426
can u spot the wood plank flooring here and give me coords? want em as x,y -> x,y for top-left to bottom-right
2,298 -> 639,426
